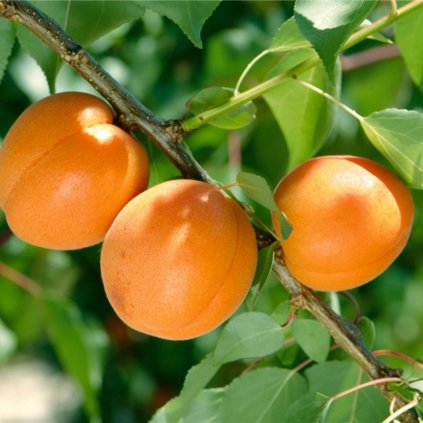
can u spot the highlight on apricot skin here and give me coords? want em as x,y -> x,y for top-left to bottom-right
0,92 -> 149,250
100,179 -> 258,340
273,155 -> 414,292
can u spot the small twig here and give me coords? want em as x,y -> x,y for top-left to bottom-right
382,395 -> 420,423
341,45 -> 400,72
0,261 -> 41,297
293,345 -> 339,373
331,377 -> 404,402
339,290 -> 361,325
373,350 -> 423,372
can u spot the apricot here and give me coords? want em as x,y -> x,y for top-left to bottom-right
100,179 -> 258,340
273,155 -> 414,291
0,92 -> 149,250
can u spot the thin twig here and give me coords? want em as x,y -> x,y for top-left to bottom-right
374,350 -> 423,371
0,261 -> 41,297
339,291 -> 361,325
383,395 -> 420,423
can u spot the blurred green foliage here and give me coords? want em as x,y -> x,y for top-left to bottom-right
0,1 -> 423,422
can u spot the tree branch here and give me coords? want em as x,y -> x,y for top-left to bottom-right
0,1 -> 418,420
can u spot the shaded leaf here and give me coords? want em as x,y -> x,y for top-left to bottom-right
42,296 -> 108,420
361,108 -> 423,188
220,368 -> 307,423
17,0 -> 144,91
188,86 -> 256,129
358,316 -> 376,350
395,5 -> 423,91
294,0 -> 376,80
285,392 -> 330,423
246,246 -> 275,310
292,318 -> 330,363
237,171 -> 276,210
263,48 -> 336,170
306,361 -> 388,423
0,20 -> 15,85
139,0 -> 221,48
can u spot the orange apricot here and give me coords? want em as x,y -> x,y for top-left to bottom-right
100,179 -> 258,340
273,155 -> 414,291
0,92 -> 149,250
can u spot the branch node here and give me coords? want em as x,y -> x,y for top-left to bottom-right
0,0 -> 16,19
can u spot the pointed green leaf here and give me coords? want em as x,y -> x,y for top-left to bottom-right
17,1 -> 144,91
263,48 -> 336,170
214,312 -> 284,363
246,246 -> 275,311
237,171 -> 277,210
270,16 -> 311,51
139,0 -> 221,48
294,0 -> 377,80
395,5 -> 423,91
0,20 -> 15,85
361,108 -> 423,188
292,318 -> 330,363
220,368 -> 307,423
188,86 -> 256,129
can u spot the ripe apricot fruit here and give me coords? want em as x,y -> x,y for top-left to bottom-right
273,155 -> 414,291
0,92 -> 149,250
100,179 -> 258,340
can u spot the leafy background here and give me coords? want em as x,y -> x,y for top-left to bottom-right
0,1 -> 423,422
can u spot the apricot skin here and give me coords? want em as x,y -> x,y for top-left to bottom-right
274,155 -> 414,291
0,92 -> 149,250
100,179 -> 258,340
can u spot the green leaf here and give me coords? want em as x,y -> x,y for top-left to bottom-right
284,392 -> 330,423
0,318 -> 17,364
181,388 -> 224,423
246,246 -> 275,311
188,86 -> 256,129
139,0 -> 221,48
237,171 -> 277,211
294,0 -> 376,81
42,296 -> 108,421
306,361 -> 388,423
292,318 -> 330,363
263,48 -> 336,170
395,5 -> 423,91
0,20 -> 15,85
163,312 -> 283,422
220,368 -> 307,423
358,316 -> 376,350
270,16 -> 311,51
17,1 -> 144,91
361,108 -> 423,188
213,312 -> 284,363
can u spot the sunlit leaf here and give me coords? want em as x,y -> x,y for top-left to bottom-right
395,5 -> 423,91
271,16 -> 311,51
264,48 -> 337,170
17,0 -> 144,91
294,0 -> 376,80
285,392 -> 330,423
361,108 -> 423,188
